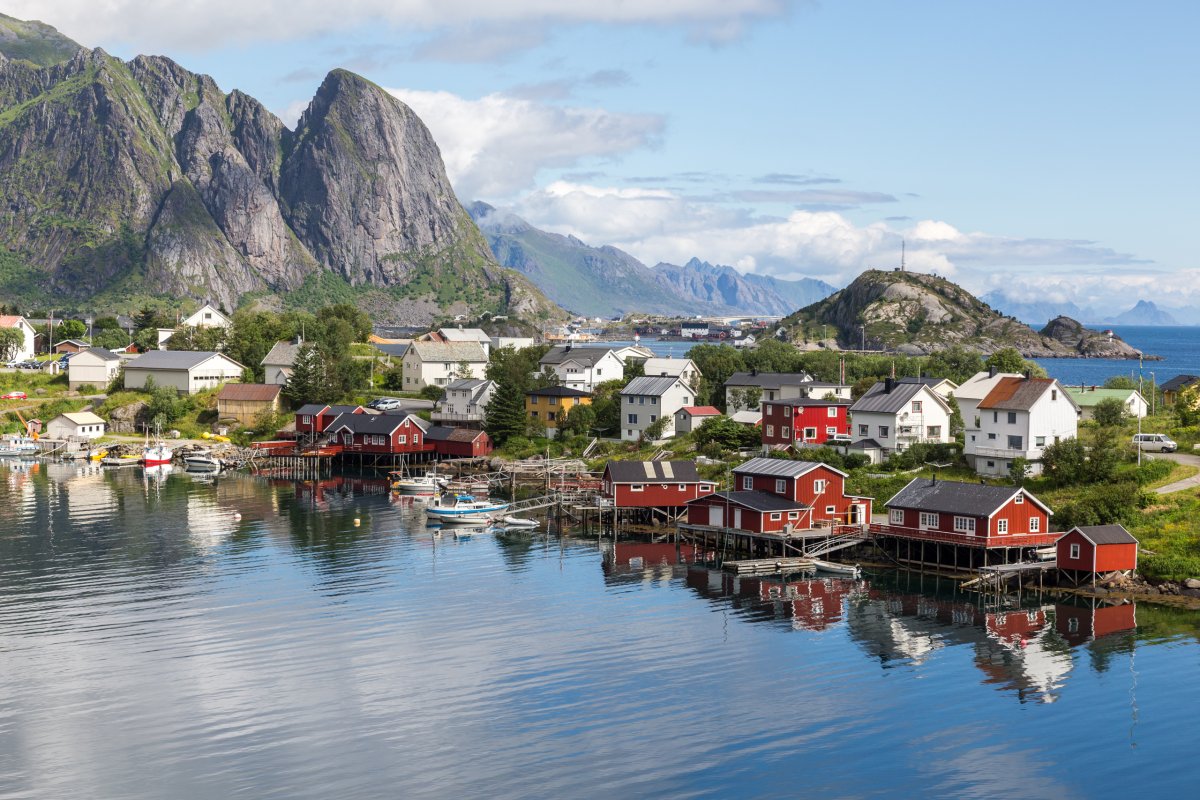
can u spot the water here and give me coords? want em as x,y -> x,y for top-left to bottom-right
1033,325 -> 1200,387
2,461 -> 1199,798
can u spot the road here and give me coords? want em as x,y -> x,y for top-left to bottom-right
1151,451 -> 1200,495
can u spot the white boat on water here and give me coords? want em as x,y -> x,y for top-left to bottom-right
391,470 -> 447,496
425,492 -> 509,525
143,442 -> 173,467
0,436 -> 39,457
500,516 -> 539,529
811,559 -> 861,578
184,452 -> 221,473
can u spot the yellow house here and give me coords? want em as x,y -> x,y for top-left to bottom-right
525,386 -> 593,437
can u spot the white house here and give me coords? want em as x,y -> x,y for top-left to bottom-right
849,378 -> 953,455
46,411 -> 106,440
182,303 -> 232,329
971,375 -> 1080,477
680,321 -> 709,339
491,336 -> 536,351
433,378 -> 496,425
539,346 -> 625,392
1065,386 -> 1149,421
261,341 -> 301,385
897,375 -> 958,399
124,350 -> 246,394
402,341 -> 488,390
610,344 -> 655,364
620,375 -> 697,442
67,347 -> 122,391
0,315 -> 36,362
155,328 -> 176,349
956,369 -> 1024,463
642,357 -> 703,387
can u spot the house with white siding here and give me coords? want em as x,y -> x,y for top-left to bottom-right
432,378 -> 496,426
401,341 -> 488,390
67,347 -> 122,391
641,357 -> 703,387
849,378 -> 953,456
539,346 -> 625,392
971,376 -> 1080,476
0,315 -> 36,362
956,369 -> 1024,464
124,350 -> 246,394
261,341 -> 301,385
46,412 -> 106,440
620,375 -> 696,442
182,304 -> 232,329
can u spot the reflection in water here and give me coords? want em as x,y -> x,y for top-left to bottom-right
0,464 -> 1196,798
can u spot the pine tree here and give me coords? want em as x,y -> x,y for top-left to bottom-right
284,344 -> 329,407
484,383 -> 527,445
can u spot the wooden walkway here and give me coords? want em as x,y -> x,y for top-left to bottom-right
723,557 -> 817,574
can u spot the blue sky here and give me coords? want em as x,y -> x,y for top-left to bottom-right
11,1 -> 1199,313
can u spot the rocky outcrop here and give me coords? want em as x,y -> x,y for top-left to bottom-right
0,18 -> 562,324
1039,316 -> 1144,358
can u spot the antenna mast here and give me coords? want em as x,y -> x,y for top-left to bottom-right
900,239 -> 906,271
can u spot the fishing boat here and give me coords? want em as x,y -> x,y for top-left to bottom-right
183,451 -> 222,473
141,424 -> 173,467
425,492 -> 509,525
0,436 -> 39,457
390,469 -> 446,496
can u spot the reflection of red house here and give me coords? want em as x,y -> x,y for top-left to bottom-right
295,404 -> 364,435
605,541 -> 699,571
985,608 -> 1047,646
602,461 -> 716,508
754,576 -> 856,631
761,399 -> 850,447
426,426 -> 493,458
878,478 -> 1056,547
1056,525 -> 1138,577
325,413 -> 433,455
1055,602 -> 1137,645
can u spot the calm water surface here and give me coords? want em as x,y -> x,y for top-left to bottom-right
1,461 -> 1199,798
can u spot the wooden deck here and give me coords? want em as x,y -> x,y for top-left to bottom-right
723,557 -> 816,574
868,522 -> 1060,549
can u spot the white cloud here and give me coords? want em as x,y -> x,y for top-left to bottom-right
385,89 -> 664,200
15,1 -> 794,53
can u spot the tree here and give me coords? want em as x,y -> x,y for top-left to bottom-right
1040,438 -> 1087,486
559,402 -> 596,438
56,319 -> 87,341
623,358 -> 645,382
318,303 -> 371,343
0,328 -> 23,362
588,378 -> 627,437
742,337 -> 803,374
451,360 -> 474,380
640,416 -> 670,443
728,387 -> 762,412
283,344 -> 331,407
165,325 -> 225,352
1103,376 -> 1137,390
93,328 -> 131,351
1008,457 -> 1029,485
925,346 -> 985,384
1177,384 -> 1200,426
484,383 -> 527,445
1092,397 -> 1128,428
686,344 -> 745,408
1084,427 -> 1122,483
945,394 -> 965,438
694,415 -> 759,451
985,347 -> 1047,378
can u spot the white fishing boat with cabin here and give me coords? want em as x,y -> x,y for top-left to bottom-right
425,492 -> 509,525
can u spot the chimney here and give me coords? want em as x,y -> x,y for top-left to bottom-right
988,366 -> 997,378
1024,369 -> 1032,380
884,377 -> 895,394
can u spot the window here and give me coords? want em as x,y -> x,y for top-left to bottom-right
1052,389 -> 1057,401
397,435 -> 407,444
987,433 -> 997,440
788,512 -> 800,520
804,427 -> 817,440
639,397 -> 645,405
825,505 -> 836,515
927,426 -> 941,438
813,479 -> 827,493
1007,411 -> 1017,424
783,406 -> 791,416
530,396 -> 538,405
919,512 -> 939,529
1007,435 -> 1023,449
879,425 -> 889,438
548,397 -> 558,406
997,519 -> 1009,534
889,509 -> 904,524
649,415 -> 657,423
826,426 -> 837,435
1035,436 -> 1046,447
678,484 -> 687,491
1014,494 -> 1024,504
859,424 -> 869,436
912,400 -> 922,413
770,513 -> 782,521
782,426 -> 790,438
766,424 -> 775,437
827,406 -> 838,417
993,411 -> 998,423
953,516 -> 976,534
1029,517 -> 1040,532
302,415 -> 312,424
651,397 -> 657,405
986,460 -> 995,468
766,405 -> 774,416
775,479 -> 786,493
1069,543 -> 1081,559
627,413 -> 637,424
530,411 -> 539,419
1068,616 -> 1079,633
630,484 -> 644,492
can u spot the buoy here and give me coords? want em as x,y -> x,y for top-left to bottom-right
354,517 -> 361,527
233,512 -> 242,521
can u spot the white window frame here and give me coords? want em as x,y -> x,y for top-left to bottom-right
953,516 -> 976,534
397,434 -> 407,444
1029,517 -> 1040,532
827,406 -> 837,417
787,511 -> 800,520
678,484 -> 687,491
826,426 -> 837,435
889,509 -> 904,525
765,424 -> 775,436
775,479 -> 786,493
919,512 -> 939,530
1014,495 -> 1024,504
997,519 -> 1009,534
825,505 -> 836,515
782,426 -> 790,438
1069,543 -> 1081,559
813,479 -> 827,494
742,476 -> 753,490
630,484 -> 644,492
769,513 -> 782,522
804,427 -> 817,440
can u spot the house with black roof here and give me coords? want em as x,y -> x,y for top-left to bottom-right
1056,524 -> 1138,580
849,378 -> 953,455
1160,374 -> 1200,406
882,477 -> 1055,546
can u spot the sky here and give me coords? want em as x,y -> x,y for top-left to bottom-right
8,1 -> 1199,314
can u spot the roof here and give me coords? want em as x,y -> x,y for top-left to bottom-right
848,438 -> 884,450
731,410 -> 762,425
326,412 -> 426,435
126,350 -> 245,371
1160,374 -> 1200,392
622,376 -> 683,396
76,347 -> 120,362
679,406 -> 721,416
897,376 -> 957,389
295,403 -> 329,416
978,377 -> 1062,411
54,339 -> 90,347
445,378 -> 491,391
763,397 -> 850,408
954,370 -> 1024,401
438,328 -> 490,343
328,404 -> 364,415
1064,387 -> 1144,407
724,371 -> 812,390
605,460 -> 702,483
425,426 -> 486,442
702,490 -> 809,513
407,340 -> 488,363
886,478 -> 1052,517
58,411 -> 105,426
539,346 -> 617,367
261,341 -> 301,366
643,357 -> 696,377
733,456 -> 847,479
375,343 -> 411,357
527,385 -> 592,398
217,383 -> 282,402
0,315 -> 30,329
850,381 -> 948,414
1069,524 -> 1138,545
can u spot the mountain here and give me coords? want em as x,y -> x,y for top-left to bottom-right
470,204 -> 835,317
1107,300 -> 1177,326
779,269 -> 1146,358
0,20 -> 560,325
979,290 -> 1092,326
1039,316 -> 1143,358
0,13 -> 81,67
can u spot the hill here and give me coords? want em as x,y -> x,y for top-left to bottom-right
470,203 -> 834,317
778,269 -> 1145,358
1107,300 -> 1177,326
0,19 -> 561,325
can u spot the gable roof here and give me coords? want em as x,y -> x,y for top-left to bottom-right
897,375 -> 958,390
375,343 -> 412,357
326,412 -> 425,435
701,490 -> 809,513
0,315 -> 32,329
605,460 -> 702,483
621,376 -> 683,396
1064,387 -> 1145,408
733,456 -> 847,479
679,405 -> 721,416
425,426 -> 486,442
1160,374 -> 1200,392
848,438 -> 884,450
445,378 -> 491,391
261,341 -> 301,366
886,478 -> 1052,517
1069,524 -> 1138,545
295,403 -> 330,416
54,339 -> 90,348
642,357 -> 697,377
724,371 -> 812,390
978,377 -> 1063,411
539,345 -> 617,367
58,411 -> 105,426
527,385 -> 592,398
407,341 -> 488,363
126,350 -> 245,371
217,383 -> 282,402
437,328 -> 490,343
850,381 -> 950,415
76,346 -> 121,362
954,371 -> 1024,401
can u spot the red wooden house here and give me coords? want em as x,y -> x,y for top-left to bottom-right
601,460 -> 716,508
426,426 -> 493,458
324,412 -> 433,455
1056,525 -> 1138,578
685,457 -> 873,533
296,404 -> 364,436
761,399 -> 850,448
877,477 -> 1056,547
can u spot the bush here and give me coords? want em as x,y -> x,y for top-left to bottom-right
1132,458 -> 1173,485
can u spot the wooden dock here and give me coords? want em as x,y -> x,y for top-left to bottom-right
723,557 -> 817,574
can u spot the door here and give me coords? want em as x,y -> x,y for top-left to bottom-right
708,505 -> 724,527
849,504 -> 861,524
733,508 -> 742,530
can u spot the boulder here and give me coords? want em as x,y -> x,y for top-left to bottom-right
1184,578 -> 1200,590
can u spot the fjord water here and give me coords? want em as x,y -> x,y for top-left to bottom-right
2,463 -> 1198,798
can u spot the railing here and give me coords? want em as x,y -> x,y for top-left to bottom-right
430,411 -> 484,422
868,522 -> 1060,548
971,446 -> 1030,459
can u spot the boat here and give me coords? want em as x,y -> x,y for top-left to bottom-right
425,492 -> 509,525
1033,546 -> 1057,561
500,516 -> 539,529
184,452 -> 222,473
88,449 -> 108,462
101,454 -> 142,467
390,470 -> 447,496
142,442 -> 173,467
0,436 -> 39,457
811,559 -> 861,577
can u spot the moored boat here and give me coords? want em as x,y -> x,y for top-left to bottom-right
500,516 -> 539,529
425,492 -> 509,525
0,436 -> 39,458
811,559 -> 861,577
184,452 -> 221,472
391,470 -> 446,496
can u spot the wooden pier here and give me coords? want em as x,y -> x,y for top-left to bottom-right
723,557 -> 817,575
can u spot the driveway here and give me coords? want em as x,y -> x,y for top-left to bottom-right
1151,452 -> 1200,495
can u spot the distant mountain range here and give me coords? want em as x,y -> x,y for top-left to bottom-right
469,202 -> 835,317
981,292 -> 1193,327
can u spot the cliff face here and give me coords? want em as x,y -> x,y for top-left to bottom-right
780,270 -> 1146,359
0,22 -> 561,323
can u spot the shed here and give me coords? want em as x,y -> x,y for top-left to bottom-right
602,460 -> 715,508
217,383 -> 283,426
1056,525 -> 1138,578
46,411 -> 106,440
426,426 -> 493,458
123,350 -> 245,394
52,339 -> 90,354
674,405 -> 721,433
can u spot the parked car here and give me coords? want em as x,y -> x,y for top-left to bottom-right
19,361 -> 40,370
1,391 -> 27,400
369,397 -> 405,411
1133,433 -> 1177,453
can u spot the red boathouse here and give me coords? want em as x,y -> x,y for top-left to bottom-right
602,460 -> 716,509
1056,524 -> 1138,582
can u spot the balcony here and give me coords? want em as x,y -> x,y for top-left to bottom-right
972,446 -> 1031,460
431,410 -> 484,423
869,523 -> 1059,549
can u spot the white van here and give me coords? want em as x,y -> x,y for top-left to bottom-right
1133,433 -> 1177,453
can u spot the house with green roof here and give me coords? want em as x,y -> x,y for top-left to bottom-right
1065,386 -> 1148,421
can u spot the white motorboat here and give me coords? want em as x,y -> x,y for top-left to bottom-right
184,452 -> 222,472
425,492 -> 509,525
0,436 -> 38,457
391,470 -> 447,496
811,559 -> 861,578
500,516 -> 539,529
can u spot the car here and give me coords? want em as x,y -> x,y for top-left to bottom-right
1,391 -> 27,400
827,433 -> 853,445
371,397 -> 405,411
1133,433 -> 1177,453
19,361 -> 40,370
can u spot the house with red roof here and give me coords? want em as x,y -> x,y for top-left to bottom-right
970,375 -> 1079,477
674,405 -> 722,433
0,315 -> 36,362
